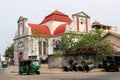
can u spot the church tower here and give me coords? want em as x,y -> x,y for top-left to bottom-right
72,11 -> 90,33
17,16 -> 28,36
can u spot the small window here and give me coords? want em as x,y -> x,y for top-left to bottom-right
81,21 -> 83,24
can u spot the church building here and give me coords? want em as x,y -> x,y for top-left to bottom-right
14,10 -> 90,65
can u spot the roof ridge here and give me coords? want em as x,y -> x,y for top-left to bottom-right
45,10 -> 68,18
40,10 -> 72,24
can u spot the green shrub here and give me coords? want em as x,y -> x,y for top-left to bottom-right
54,50 -> 62,57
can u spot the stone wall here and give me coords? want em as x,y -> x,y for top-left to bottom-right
48,54 -> 95,68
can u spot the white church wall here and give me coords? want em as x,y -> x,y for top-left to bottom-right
14,41 -> 18,65
14,38 -> 25,65
43,21 -> 66,35
27,37 -> 33,57
72,16 -> 77,31
31,38 -> 39,56
47,38 -> 53,55
72,16 -> 88,33
87,18 -> 91,31
79,17 -> 87,32
25,22 -> 32,35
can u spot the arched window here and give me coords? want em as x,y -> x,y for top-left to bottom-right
80,19 -> 85,25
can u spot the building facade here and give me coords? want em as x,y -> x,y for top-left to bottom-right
92,21 -> 118,35
99,32 -> 120,54
14,10 -> 91,65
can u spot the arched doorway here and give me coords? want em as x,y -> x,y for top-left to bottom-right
18,52 -> 23,63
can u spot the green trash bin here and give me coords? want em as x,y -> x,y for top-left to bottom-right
2,61 -> 8,68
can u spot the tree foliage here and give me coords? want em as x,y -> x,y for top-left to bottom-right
95,40 -> 115,56
77,29 -> 102,48
61,29 -> 115,56
61,33 -> 82,55
4,43 -> 14,60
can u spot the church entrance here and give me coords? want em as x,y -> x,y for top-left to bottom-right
18,52 -> 23,63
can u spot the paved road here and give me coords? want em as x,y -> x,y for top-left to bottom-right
0,66 -> 120,80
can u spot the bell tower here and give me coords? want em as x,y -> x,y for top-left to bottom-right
17,16 -> 28,36
72,11 -> 90,33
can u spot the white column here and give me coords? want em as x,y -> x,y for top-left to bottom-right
48,38 -> 53,55
41,40 -> 44,57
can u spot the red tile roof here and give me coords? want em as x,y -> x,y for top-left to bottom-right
28,23 -> 67,37
28,23 -> 51,37
28,10 -> 71,37
53,24 -> 67,36
40,10 -> 72,24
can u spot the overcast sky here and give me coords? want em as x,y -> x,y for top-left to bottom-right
0,0 -> 120,54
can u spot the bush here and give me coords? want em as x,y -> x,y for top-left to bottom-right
54,50 -> 63,57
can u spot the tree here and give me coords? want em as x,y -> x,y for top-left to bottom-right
61,29 -> 115,57
60,29 -> 115,67
4,43 -> 14,60
77,29 -> 115,57
61,32 -> 82,55
76,28 -> 102,49
95,40 -> 115,57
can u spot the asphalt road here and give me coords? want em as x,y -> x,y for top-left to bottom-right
0,66 -> 120,80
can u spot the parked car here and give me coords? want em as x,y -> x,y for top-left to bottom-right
103,55 -> 120,71
19,60 -> 40,75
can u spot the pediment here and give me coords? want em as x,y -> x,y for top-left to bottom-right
17,16 -> 27,23
72,11 -> 90,18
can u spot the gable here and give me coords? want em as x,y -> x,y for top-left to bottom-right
17,16 -> 27,23
72,11 -> 90,18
